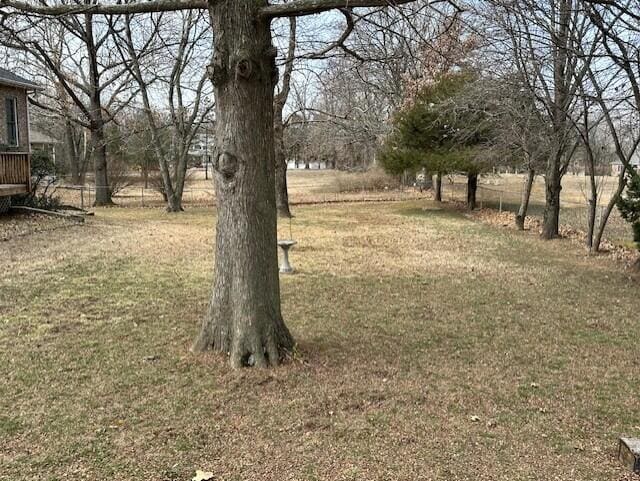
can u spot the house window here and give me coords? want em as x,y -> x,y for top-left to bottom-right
5,97 -> 18,146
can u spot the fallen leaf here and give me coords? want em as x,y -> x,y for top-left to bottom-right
192,470 -> 214,481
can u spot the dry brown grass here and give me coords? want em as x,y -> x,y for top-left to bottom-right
1,200 -> 639,481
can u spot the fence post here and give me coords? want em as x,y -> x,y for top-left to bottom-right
141,187 -> 144,207
80,186 -> 84,210
499,192 -> 503,213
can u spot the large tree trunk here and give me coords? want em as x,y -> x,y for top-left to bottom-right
166,152 -> 187,213
466,172 -> 478,210
167,196 -> 183,212
434,172 -> 443,202
516,167 -> 535,230
541,0 -> 571,239
65,119 -> 82,184
166,187 -> 184,212
542,158 -> 562,239
193,0 -> 294,367
86,13 -> 112,206
91,125 -> 111,205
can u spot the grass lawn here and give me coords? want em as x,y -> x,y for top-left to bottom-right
1,200 -> 639,481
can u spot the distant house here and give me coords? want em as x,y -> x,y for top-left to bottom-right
0,68 -> 42,212
30,129 -> 60,164
187,128 -> 215,167
611,156 -> 640,175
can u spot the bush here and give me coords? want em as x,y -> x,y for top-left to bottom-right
331,168 -> 401,193
108,155 -> 136,195
13,150 -> 62,210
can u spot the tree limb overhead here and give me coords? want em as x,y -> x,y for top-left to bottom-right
261,0 -> 422,18
0,0 -> 207,16
0,0 -> 437,17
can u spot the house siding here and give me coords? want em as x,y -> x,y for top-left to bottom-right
0,85 -> 30,151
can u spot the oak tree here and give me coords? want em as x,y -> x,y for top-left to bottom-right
0,0 -> 447,367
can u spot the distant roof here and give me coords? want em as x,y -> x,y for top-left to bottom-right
611,158 -> 640,167
0,68 -> 42,90
30,130 -> 60,144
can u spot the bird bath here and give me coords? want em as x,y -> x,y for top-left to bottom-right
277,240 -> 297,274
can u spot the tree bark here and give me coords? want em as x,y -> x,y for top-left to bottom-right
516,167 -> 535,230
193,0 -> 294,367
91,124 -> 111,205
541,0 -> 571,239
86,13 -> 112,205
592,166 -> 627,253
65,119 -> 82,184
166,148 -> 188,212
466,172 -> 478,210
585,150 -> 597,250
542,157 -> 562,239
434,172 -> 442,202
273,18 -> 296,219
274,121 -> 292,217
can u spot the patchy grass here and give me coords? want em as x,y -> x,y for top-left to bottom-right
1,200 -> 639,481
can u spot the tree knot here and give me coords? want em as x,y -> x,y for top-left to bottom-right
235,58 -> 254,80
216,151 -> 238,182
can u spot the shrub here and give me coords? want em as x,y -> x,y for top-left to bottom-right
331,168 -> 401,193
13,150 -> 62,210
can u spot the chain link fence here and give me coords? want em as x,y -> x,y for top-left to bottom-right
443,175 -> 632,244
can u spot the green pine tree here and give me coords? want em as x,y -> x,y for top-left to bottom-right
379,71 -> 485,176
617,173 -> 640,251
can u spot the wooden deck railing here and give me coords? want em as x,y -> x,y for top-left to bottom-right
0,152 -> 31,188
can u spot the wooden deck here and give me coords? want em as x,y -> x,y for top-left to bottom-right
0,183 -> 28,196
0,152 -> 30,197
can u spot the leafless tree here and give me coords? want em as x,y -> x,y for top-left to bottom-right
273,17 -> 296,218
115,11 -> 213,212
292,4 -> 461,175
486,0 -> 600,239
0,11 -> 138,204
577,1 -> 640,251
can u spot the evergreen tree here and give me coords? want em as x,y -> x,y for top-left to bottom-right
379,71 -> 489,208
617,173 -> 640,251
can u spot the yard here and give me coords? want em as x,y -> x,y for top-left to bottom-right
1,198 -> 639,480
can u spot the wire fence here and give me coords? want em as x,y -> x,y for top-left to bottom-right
53,182 -> 431,211
50,172 -> 634,245
443,178 -> 633,244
